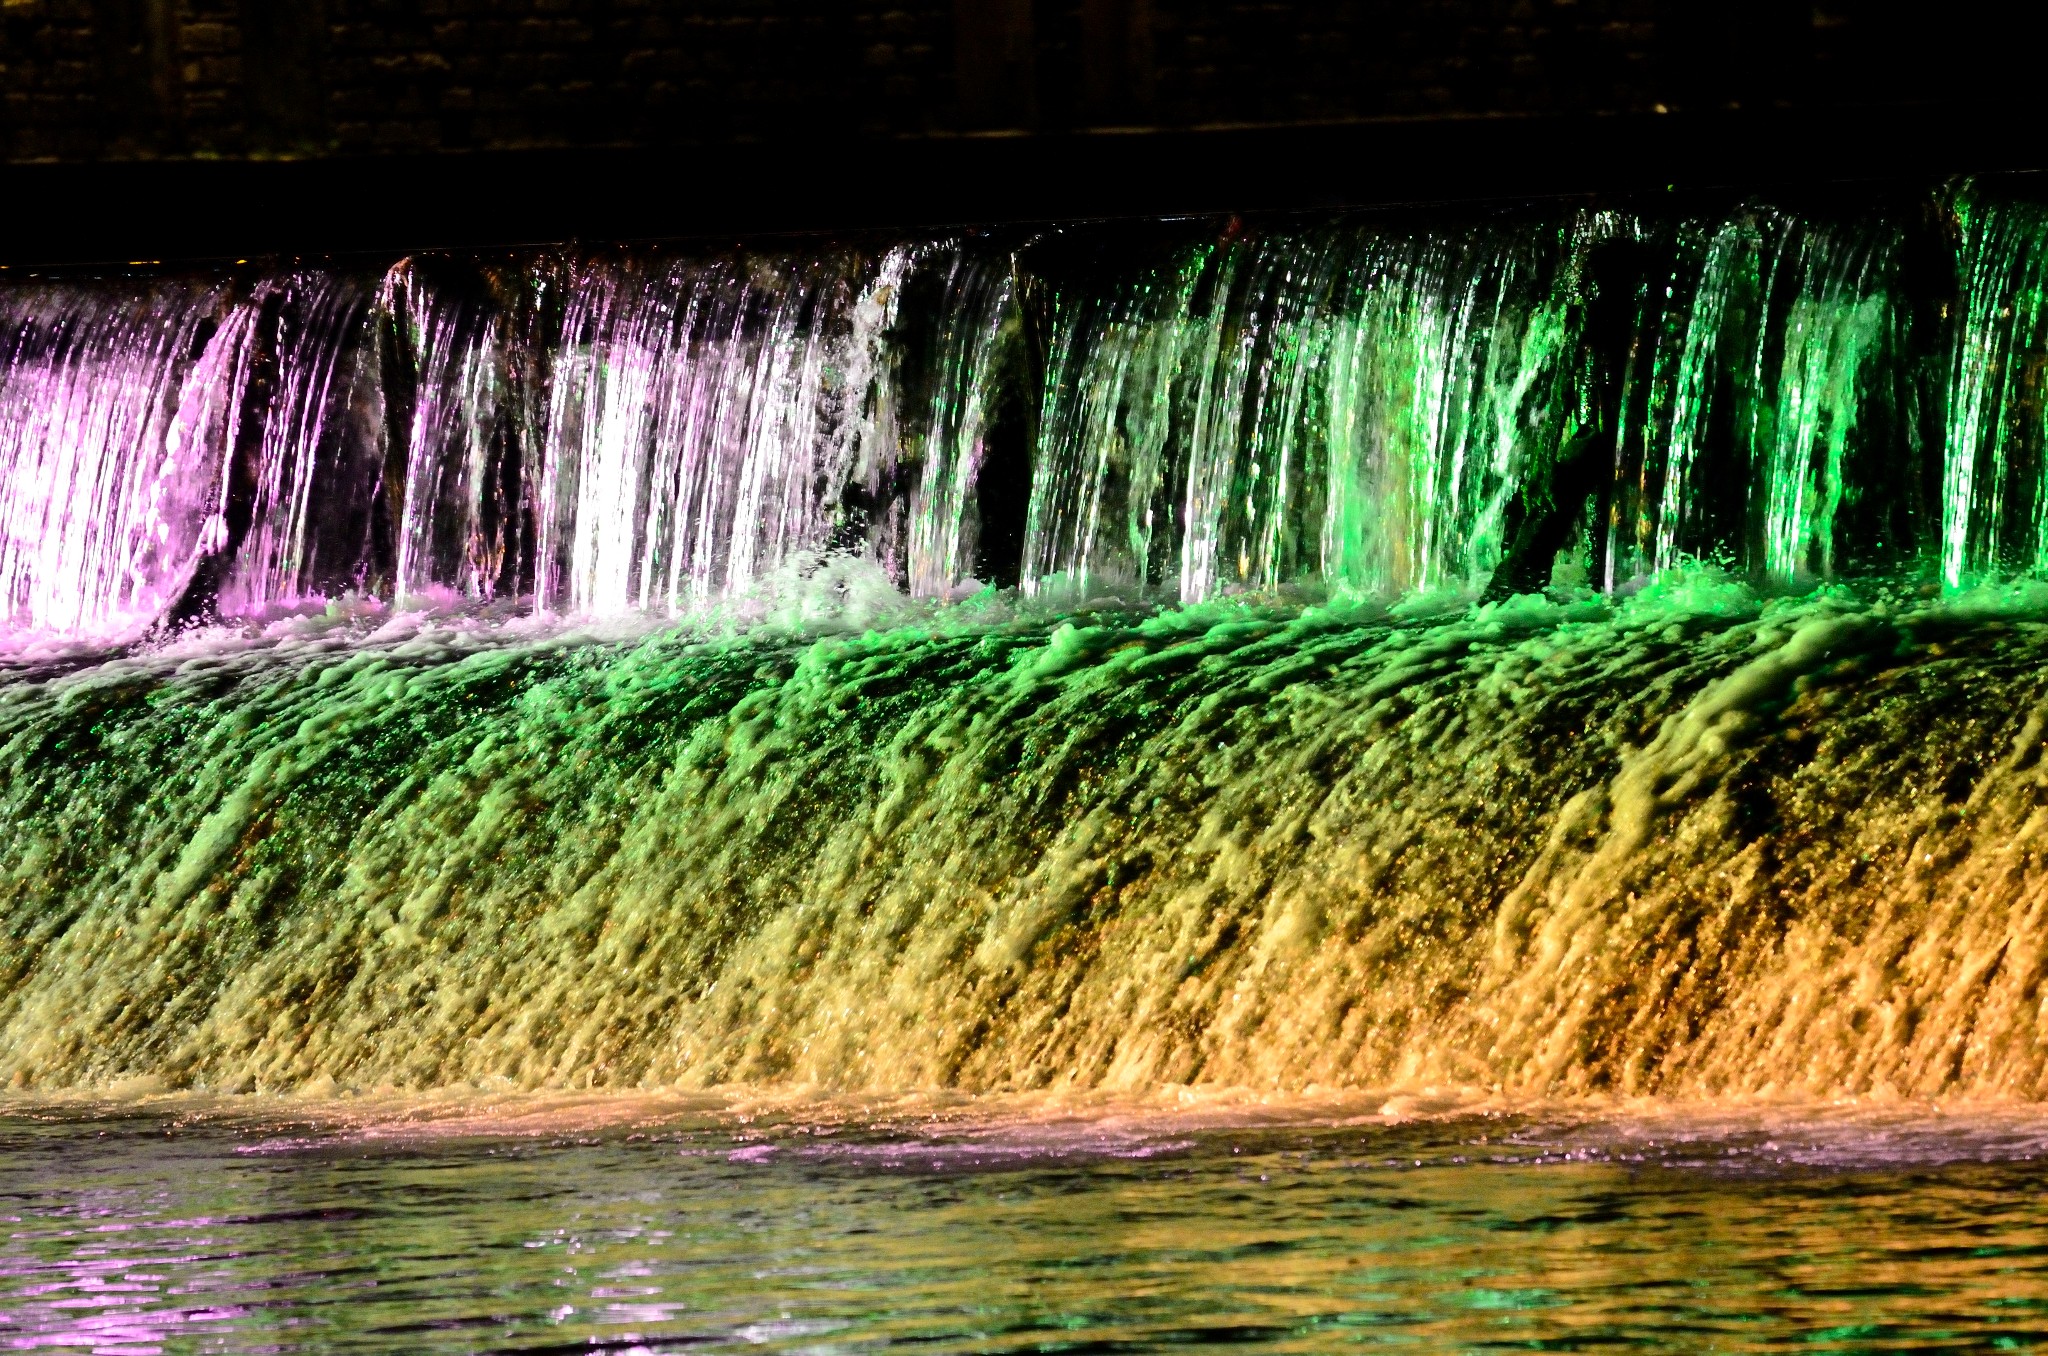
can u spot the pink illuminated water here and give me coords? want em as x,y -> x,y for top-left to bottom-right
0,282 -> 242,641
0,249 -> 979,647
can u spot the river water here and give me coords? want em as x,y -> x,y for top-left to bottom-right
5,1096 -> 2048,1353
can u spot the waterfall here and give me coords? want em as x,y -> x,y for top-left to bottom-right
1604,209 -> 1918,588
0,280 -> 244,637
1018,218 -> 1601,603
8,186 -> 2048,642
218,273 -> 385,618
16,181 -> 2048,1099
1943,185 -> 2048,586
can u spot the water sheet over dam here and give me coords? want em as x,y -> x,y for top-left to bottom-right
7,180 -> 2048,1100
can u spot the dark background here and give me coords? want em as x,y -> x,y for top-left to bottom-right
3,1 -> 2044,260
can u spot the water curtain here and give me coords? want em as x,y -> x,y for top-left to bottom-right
6,187 -> 2048,642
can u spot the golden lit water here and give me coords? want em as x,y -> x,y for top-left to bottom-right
6,1097 -> 2048,1352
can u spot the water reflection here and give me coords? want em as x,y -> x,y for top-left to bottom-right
4,1104 -> 2048,1352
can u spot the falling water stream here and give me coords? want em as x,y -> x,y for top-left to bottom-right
10,179 -> 2048,1351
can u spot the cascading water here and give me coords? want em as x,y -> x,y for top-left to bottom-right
11,182 -> 2048,1100
0,279 -> 246,637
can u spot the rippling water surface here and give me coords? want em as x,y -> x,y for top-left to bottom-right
5,1098 -> 2048,1352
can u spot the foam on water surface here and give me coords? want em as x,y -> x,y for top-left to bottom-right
1,572 -> 2045,1104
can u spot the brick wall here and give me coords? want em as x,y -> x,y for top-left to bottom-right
3,0 -> 102,160
0,0 -> 2029,162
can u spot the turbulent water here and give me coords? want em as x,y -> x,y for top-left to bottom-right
5,574 -> 2048,1099
9,180 -> 2048,1101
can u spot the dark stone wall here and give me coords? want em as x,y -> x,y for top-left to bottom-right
0,0 -> 2034,162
